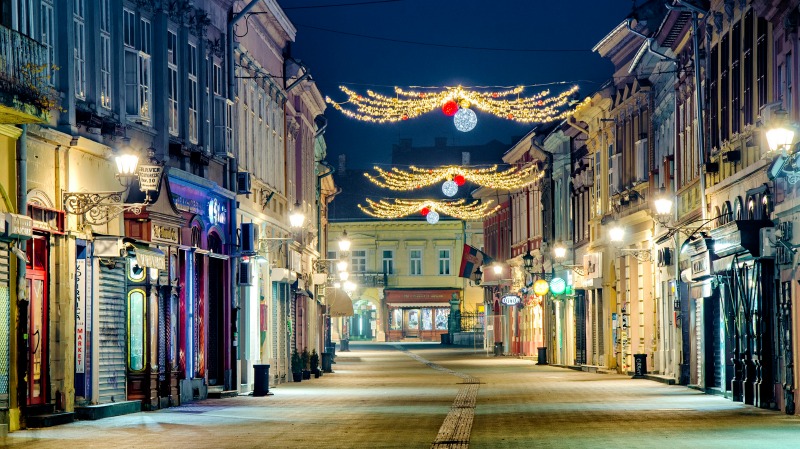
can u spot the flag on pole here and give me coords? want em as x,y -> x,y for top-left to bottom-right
458,244 -> 492,279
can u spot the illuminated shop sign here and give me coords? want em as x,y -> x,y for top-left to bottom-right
500,294 -> 521,306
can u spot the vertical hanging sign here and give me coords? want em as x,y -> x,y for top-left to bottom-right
75,255 -> 86,374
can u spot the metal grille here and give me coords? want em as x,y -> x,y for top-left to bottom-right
98,260 -> 126,404
272,283 -> 278,380
575,292 -> 587,365
0,242 -> 9,409
194,254 -> 201,378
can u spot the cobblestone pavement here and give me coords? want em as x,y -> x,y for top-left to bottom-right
3,343 -> 800,449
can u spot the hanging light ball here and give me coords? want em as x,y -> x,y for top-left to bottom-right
442,180 -> 458,197
454,174 -> 466,186
426,210 -> 440,224
420,207 -> 430,216
454,108 -> 477,132
401,113 -> 409,120
533,279 -> 550,296
507,113 -> 514,120
442,100 -> 458,116
459,99 -> 471,108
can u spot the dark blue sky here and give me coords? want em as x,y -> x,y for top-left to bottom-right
283,0 -> 635,169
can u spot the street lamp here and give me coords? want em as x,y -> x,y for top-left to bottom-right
609,224 -> 625,244
472,267 -> 483,286
114,152 -> 140,187
338,271 -> 349,281
336,260 -> 348,272
522,251 -> 535,274
493,264 -> 503,275
653,187 -> 673,226
338,230 -> 351,252
552,243 -> 567,261
766,109 -> 796,154
289,202 -> 305,228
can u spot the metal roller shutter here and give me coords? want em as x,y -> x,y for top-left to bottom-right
0,242 -> 10,409
98,260 -> 127,403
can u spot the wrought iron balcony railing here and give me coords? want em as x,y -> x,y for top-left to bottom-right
0,24 -> 54,121
350,272 -> 387,287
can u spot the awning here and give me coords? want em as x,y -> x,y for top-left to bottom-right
326,288 -> 354,317
128,242 -> 166,270
386,302 -> 449,308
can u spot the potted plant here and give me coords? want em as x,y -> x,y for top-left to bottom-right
301,348 -> 312,380
310,349 -> 321,378
291,349 -> 303,382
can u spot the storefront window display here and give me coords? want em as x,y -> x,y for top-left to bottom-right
390,309 -> 402,330
422,309 -> 433,330
435,309 -> 449,330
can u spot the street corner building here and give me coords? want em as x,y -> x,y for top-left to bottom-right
0,0 -> 336,433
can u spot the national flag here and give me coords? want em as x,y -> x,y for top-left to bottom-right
458,244 -> 492,279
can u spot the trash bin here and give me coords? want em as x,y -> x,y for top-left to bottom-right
253,364 -> 270,397
341,339 -> 350,352
441,333 -> 450,345
327,343 -> 336,364
537,347 -> 548,365
493,342 -> 503,357
633,353 -> 647,378
322,352 -> 333,373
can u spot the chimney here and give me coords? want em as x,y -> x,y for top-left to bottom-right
434,137 -> 447,148
338,154 -> 346,173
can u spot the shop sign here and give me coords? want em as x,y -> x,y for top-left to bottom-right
208,198 -> 227,225
500,294 -> 521,306
5,213 -> 32,240
173,195 -> 202,214
690,252 -> 711,279
152,224 -> 179,244
75,257 -> 86,374
138,164 -> 163,192
583,253 -> 602,279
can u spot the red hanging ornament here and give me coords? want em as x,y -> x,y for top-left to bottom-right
421,207 -> 430,216
419,92 -> 426,98
401,113 -> 409,120
537,100 -> 544,106
357,95 -> 363,100
454,174 -> 466,186
442,100 -> 458,116
507,113 -> 514,120
492,92 -> 499,98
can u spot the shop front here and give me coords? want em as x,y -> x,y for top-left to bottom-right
168,171 -> 234,400
385,288 -> 457,342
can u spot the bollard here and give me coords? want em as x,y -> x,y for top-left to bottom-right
322,352 -> 333,373
494,342 -> 503,357
537,347 -> 548,365
441,333 -> 450,345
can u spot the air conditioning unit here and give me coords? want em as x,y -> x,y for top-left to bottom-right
238,261 -> 253,285
760,227 -> 776,258
241,222 -> 256,255
236,172 -> 251,195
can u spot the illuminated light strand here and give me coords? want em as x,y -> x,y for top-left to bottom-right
325,85 -> 579,123
364,165 -> 544,191
358,198 -> 501,220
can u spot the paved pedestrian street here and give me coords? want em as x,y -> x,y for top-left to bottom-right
3,343 -> 799,449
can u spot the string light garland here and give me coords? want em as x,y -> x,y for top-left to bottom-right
358,198 -> 501,221
364,165 -> 543,191
325,85 -> 579,124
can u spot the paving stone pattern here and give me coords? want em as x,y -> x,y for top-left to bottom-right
3,343 -> 800,449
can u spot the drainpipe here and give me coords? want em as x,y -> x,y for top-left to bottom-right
625,19 -> 677,64
16,124 -> 28,414
227,0 -> 261,392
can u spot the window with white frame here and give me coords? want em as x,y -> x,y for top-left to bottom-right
381,250 -> 394,275
41,0 -> 55,85
438,249 -> 450,275
73,0 -> 86,99
99,0 -> 111,108
8,0 -> 34,36
212,62 -> 231,154
187,42 -> 198,143
167,30 -> 179,135
123,10 -> 152,124
409,249 -> 422,276
351,250 -> 366,273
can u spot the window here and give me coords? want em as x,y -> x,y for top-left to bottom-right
99,0 -> 111,108
4,0 -> 34,36
381,250 -> 394,275
438,249 -> 450,275
327,251 -> 337,261
128,288 -> 146,372
167,30 -> 179,135
124,10 -> 152,124
410,249 -> 422,276
187,43 -> 198,143
757,17 -> 769,108
41,0 -> 55,85
787,53 -> 793,114
212,62 -> 231,154
213,63 -> 223,96
594,152 -> 601,216
73,0 -> 86,99
731,21 -> 741,134
351,250 -> 366,273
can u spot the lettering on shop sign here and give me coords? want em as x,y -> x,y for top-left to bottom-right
152,224 -> 179,244
173,195 -> 202,214
690,253 -> 710,278
500,294 -> 521,306
75,258 -> 86,374
138,165 -> 163,192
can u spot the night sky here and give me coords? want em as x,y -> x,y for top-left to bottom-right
282,0 -> 635,169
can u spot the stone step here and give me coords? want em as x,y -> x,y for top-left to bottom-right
26,412 -> 74,428
208,389 -> 239,399
74,400 -> 141,420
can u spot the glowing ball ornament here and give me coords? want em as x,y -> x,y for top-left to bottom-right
442,180 -> 458,197
533,279 -> 550,296
454,174 -> 466,186
442,100 -> 458,116
454,108 -> 477,132
550,277 -> 566,295
420,207 -> 430,216
426,210 -> 440,224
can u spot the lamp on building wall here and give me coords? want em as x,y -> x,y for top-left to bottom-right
472,266 -> 483,286
336,260 -> 348,272
552,242 -> 567,261
766,109 -> 796,154
607,221 -> 651,262
653,187 -> 674,226
338,230 -> 351,253
289,202 -> 306,228
493,264 -> 503,275
62,140 -> 162,225
522,251 -> 535,274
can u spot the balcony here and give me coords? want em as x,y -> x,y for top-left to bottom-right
0,25 -> 54,124
350,272 -> 387,287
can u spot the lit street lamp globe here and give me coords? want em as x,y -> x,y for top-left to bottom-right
553,244 -> 567,260
336,260 -> 348,272
338,230 -> 351,252
426,210 -> 440,224
766,125 -> 795,153
550,277 -> 566,295
453,108 -> 477,132
609,225 -> 624,243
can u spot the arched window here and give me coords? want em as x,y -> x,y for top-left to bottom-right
208,232 -> 222,254
734,197 -> 744,220
191,226 -> 201,248
720,201 -> 732,226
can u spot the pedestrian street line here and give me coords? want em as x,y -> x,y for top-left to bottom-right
392,345 -> 479,449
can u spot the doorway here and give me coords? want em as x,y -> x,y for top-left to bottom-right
26,234 -> 48,406
404,309 -> 420,338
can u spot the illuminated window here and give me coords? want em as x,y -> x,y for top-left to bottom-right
128,289 -> 146,371
438,249 -> 450,275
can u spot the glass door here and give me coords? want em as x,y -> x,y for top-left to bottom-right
26,233 -> 48,406
404,309 -> 420,338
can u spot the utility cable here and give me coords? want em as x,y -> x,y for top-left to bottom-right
283,0 -> 403,10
